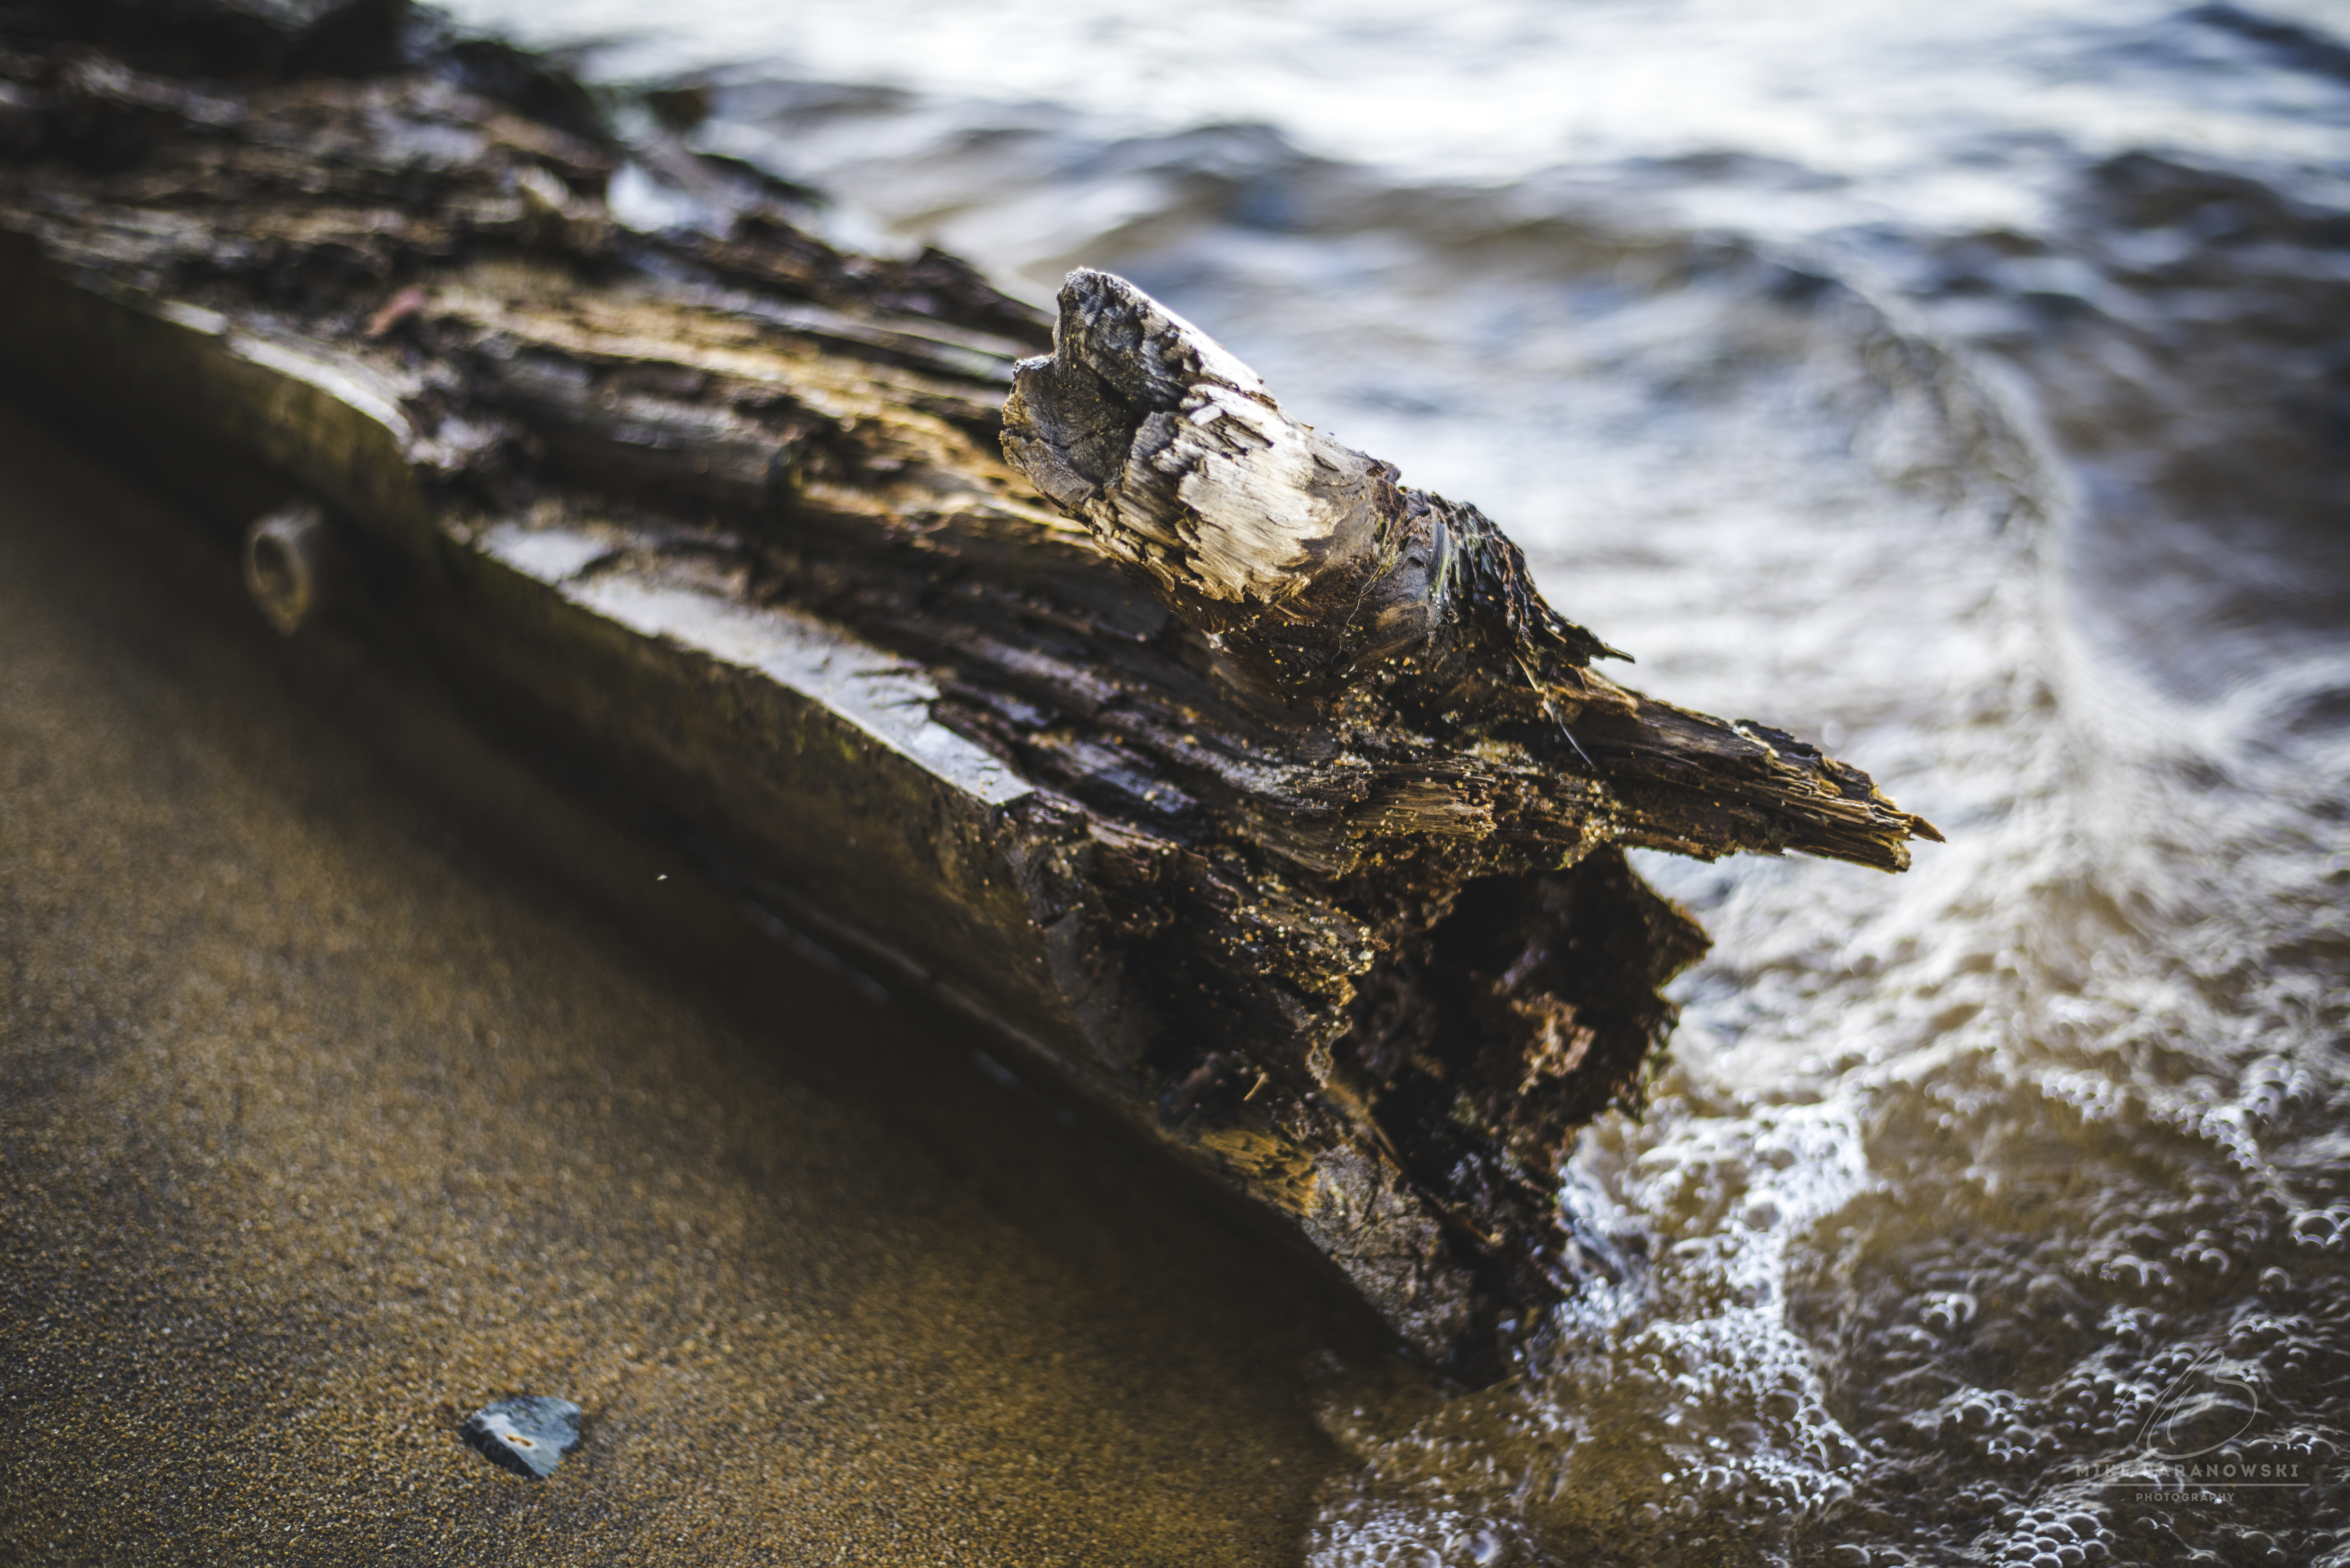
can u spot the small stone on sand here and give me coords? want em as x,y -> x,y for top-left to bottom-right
459,1396 -> 583,1480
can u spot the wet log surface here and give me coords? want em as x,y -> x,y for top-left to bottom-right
0,0 -> 1936,1377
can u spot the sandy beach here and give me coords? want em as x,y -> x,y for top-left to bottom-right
0,401 -> 1401,1564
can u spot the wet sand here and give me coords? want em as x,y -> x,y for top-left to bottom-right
0,402 -> 1389,1564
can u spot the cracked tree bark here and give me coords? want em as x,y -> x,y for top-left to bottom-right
0,0 -> 1937,1379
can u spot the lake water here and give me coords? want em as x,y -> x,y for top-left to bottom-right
434,2 -> 2350,1561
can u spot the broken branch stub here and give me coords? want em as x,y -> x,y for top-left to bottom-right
1003,271 -> 1618,707
1005,269 -> 1941,871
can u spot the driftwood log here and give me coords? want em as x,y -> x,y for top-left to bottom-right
0,0 -> 1936,1377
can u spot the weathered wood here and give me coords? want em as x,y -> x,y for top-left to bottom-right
0,0 -> 1937,1378
1004,270 -> 1936,869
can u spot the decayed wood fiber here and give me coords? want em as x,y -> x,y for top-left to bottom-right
0,0 -> 1936,1376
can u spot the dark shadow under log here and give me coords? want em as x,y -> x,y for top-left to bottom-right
0,0 -> 1937,1379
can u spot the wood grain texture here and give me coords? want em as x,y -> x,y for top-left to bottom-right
0,0 -> 1936,1377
